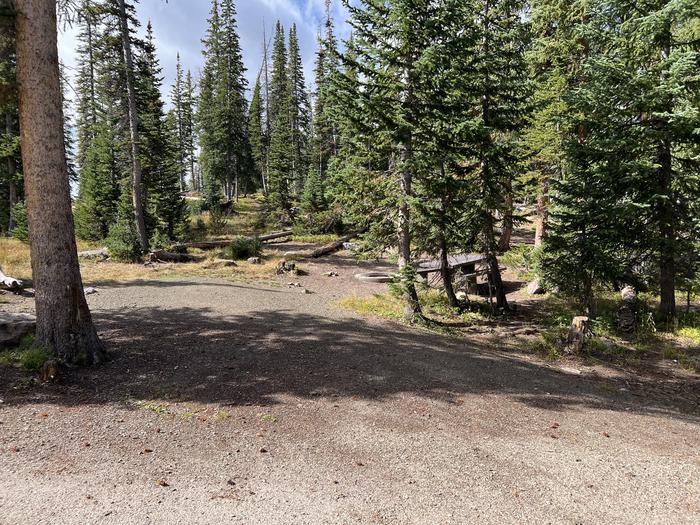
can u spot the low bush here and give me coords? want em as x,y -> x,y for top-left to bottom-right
225,236 -> 262,260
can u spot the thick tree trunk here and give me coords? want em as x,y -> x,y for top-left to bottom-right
485,220 -> 508,310
14,0 -> 103,363
534,176 -> 549,247
116,0 -> 149,252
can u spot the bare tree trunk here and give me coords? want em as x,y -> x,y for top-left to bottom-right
657,137 -> 676,326
438,175 -> 458,307
485,217 -> 508,310
116,0 -> 148,252
14,0 -> 103,363
534,176 -> 549,247
498,180 -> 513,252
397,143 -> 421,322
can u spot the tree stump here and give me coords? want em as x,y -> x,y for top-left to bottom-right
566,316 -> 592,353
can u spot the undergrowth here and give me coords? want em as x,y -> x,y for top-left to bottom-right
0,335 -> 51,372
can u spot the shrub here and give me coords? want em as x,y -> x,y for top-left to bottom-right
208,211 -> 227,235
0,335 -> 51,372
11,201 -> 29,242
105,220 -> 142,262
149,229 -> 172,252
224,236 -> 262,260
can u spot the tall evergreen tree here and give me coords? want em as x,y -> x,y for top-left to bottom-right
287,23 -> 311,196
170,52 -> 187,191
248,72 -> 265,189
543,0 -> 700,322
266,21 -> 294,218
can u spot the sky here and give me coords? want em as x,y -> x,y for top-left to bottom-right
57,0 -> 351,106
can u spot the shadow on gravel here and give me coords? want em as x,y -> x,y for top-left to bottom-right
1,305 -> 698,420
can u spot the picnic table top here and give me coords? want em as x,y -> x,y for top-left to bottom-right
415,254 -> 488,274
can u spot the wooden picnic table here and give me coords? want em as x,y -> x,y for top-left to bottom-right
414,254 -> 488,278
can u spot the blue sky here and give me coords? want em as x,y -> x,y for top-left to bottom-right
58,0 -> 351,105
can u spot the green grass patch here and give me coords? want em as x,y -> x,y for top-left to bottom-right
500,244 -> 538,280
0,335 -> 51,372
291,233 -> 338,244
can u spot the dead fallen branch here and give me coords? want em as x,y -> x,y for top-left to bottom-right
177,230 -> 293,251
149,251 -> 204,263
0,267 -> 32,292
285,235 -> 354,260
78,247 -> 109,259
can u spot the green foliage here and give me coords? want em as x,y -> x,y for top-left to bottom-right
224,235 -> 261,260
10,200 -> 27,241
105,183 -> 143,263
0,335 -> 51,372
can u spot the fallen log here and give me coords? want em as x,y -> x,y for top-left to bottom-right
284,235 -> 354,260
78,247 -> 109,259
149,251 -> 203,263
0,267 -> 32,292
176,230 -> 293,251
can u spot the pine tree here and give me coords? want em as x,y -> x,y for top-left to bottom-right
198,0 -> 251,206
170,52 -> 187,191
136,21 -> 186,241
0,11 -> 21,234
182,69 -> 197,190
309,0 -> 339,187
266,21 -> 294,218
248,72 -> 265,188
287,23 -> 311,195
543,0 -> 700,321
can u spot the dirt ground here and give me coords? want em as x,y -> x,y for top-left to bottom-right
0,252 -> 699,524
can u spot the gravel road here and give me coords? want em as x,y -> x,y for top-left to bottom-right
0,268 -> 698,524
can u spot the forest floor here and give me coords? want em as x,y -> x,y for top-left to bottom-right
1,201 -> 699,524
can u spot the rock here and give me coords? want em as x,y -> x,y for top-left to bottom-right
342,242 -> 359,251
206,258 -> 238,268
455,291 -> 467,301
325,271 -> 339,277
0,313 -> 36,347
303,289 -> 313,294
247,257 -> 261,265
527,279 -> 545,295
84,287 -> 98,295
276,260 -> 296,275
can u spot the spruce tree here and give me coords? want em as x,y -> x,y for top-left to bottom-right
170,52 -> 187,191
266,21 -> 294,219
543,0 -> 700,322
287,23 -> 311,196
248,72 -> 265,189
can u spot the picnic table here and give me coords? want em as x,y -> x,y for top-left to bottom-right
414,254 -> 488,279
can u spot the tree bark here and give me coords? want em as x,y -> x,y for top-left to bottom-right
534,176 -> 549,247
498,180 -> 513,253
116,0 -> 148,252
438,183 -> 458,307
14,0 -> 103,363
657,137 -> 676,326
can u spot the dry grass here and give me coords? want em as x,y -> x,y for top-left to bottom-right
0,237 -> 285,287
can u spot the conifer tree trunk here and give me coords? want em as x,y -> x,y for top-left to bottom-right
534,177 -> 549,247
439,174 -> 458,307
397,136 -> 421,321
657,138 -> 676,325
498,180 -> 514,252
14,0 -> 103,363
116,0 -> 148,252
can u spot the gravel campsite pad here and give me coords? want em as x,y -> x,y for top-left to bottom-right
0,263 -> 698,524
